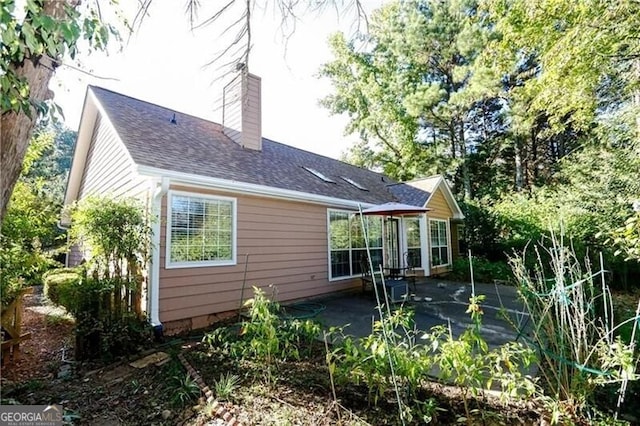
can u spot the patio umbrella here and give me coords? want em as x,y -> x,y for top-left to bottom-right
361,202 -> 430,216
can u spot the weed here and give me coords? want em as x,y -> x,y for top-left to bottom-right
170,373 -> 200,408
510,235 -> 640,420
203,287 -> 321,382
214,372 -> 241,400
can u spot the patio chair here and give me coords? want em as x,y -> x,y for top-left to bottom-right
404,252 -> 419,293
360,258 -> 384,294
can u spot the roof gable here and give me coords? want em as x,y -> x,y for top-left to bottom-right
407,175 -> 464,219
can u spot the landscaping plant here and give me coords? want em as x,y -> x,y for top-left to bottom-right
203,286 -> 321,381
328,296 -> 537,425
65,196 -> 153,359
509,234 -> 640,421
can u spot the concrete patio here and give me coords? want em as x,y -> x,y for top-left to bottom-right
314,277 -> 529,348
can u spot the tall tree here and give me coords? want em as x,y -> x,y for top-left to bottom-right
321,0 -> 503,198
1,0 -> 118,223
482,0 -> 640,137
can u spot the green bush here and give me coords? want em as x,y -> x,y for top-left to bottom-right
43,268 -> 81,306
451,256 -> 513,284
68,196 -> 152,360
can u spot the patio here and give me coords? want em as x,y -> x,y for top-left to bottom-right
314,277 -> 529,348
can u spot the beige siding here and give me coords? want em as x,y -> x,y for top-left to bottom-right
426,187 -> 454,275
426,187 -> 453,219
158,185 -> 358,323
78,116 -> 149,201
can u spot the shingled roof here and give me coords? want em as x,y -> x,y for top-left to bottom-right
90,86 -> 432,206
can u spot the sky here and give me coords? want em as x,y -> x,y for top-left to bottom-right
51,1 -> 383,159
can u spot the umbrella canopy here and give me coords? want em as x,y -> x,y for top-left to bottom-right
361,202 -> 430,216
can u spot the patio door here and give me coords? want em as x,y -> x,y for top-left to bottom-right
385,218 -> 400,269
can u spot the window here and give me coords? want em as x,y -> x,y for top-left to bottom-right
340,176 -> 368,191
303,166 -> 336,183
405,217 -> 422,268
167,192 -> 236,267
328,211 -> 383,280
430,219 -> 449,267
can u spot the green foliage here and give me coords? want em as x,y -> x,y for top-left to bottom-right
1,0 -> 120,116
213,372 -> 241,401
1,131 -> 64,309
509,237 -> 640,419
321,0 -> 494,192
203,287 -> 321,378
170,373 -> 200,408
24,123 -> 77,205
70,196 -> 151,276
68,196 -> 153,360
451,256 -> 512,284
481,0 -> 640,136
328,298 -> 536,423
612,211 -> 640,263
43,267 -> 81,306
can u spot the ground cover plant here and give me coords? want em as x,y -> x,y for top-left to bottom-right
186,285 -> 544,425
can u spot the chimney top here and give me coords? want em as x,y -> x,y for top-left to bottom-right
222,71 -> 262,151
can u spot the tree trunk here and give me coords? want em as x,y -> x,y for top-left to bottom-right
0,1 -> 71,223
514,136 -> 524,192
457,121 -> 472,200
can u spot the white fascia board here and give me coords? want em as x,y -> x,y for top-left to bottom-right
63,91 -> 97,212
136,165 -> 376,210
424,176 -> 465,220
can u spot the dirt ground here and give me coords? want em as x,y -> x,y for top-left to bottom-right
1,286 -> 75,383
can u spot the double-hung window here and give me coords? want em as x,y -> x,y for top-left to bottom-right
429,219 -> 449,267
328,211 -> 383,280
167,192 -> 236,268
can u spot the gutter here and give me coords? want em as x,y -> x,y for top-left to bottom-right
137,165 -> 376,210
149,177 -> 170,338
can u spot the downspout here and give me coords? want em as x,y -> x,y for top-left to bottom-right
149,177 -> 170,338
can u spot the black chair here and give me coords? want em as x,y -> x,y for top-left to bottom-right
360,258 -> 384,294
404,252 -> 419,293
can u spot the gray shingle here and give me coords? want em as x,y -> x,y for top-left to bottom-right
90,86 -> 431,206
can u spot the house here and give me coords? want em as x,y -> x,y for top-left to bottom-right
63,72 -> 464,335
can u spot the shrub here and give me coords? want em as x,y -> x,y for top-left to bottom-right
43,268 -> 81,306
451,256 -> 513,284
67,196 -> 153,360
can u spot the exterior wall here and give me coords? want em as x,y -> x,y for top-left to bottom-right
78,116 -> 149,201
426,186 -> 454,276
159,184 -> 359,330
69,115 -> 151,267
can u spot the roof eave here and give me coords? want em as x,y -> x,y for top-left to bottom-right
136,165 -> 377,210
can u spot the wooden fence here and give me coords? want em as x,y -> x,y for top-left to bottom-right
1,287 -> 33,365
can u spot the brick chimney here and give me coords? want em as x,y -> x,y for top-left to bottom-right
222,70 -> 262,151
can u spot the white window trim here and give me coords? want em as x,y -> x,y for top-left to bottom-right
429,218 -> 451,268
327,209 -> 383,282
165,190 -> 237,269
